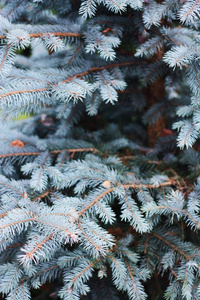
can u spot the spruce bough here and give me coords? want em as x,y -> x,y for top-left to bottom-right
0,0 -> 200,299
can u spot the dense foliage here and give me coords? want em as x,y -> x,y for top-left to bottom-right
0,0 -> 200,299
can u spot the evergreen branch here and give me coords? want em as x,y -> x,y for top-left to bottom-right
5,0 -> 25,17
125,260 -> 142,300
106,254 -> 123,275
28,32 -> 82,38
175,54 -> 188,64
0,62 -> 136,102
96,202 -> 110,220
82,222 -> 113,244
32,189 -> 53,202
86,0 -> 92,15
136,37 -> 164,56
34,153 -> 49,190
78,187 -> 115,217
8,75 -> 47,83
6,243 -> 24,250
0,217 -> 36,230
193,63 -> 200,88
0,32 -> 82,40
77,222 -> 102,251
120,156 -> 163,164
165,280 -> 181,299
122,182 -> 173,189
107,0 -> 121,9
51,148 -> 100,155
165,36 -> 184,47
20,264 -> 59,284
112,248 -> 137,261
4,266 -> 21,291
0,212 -> 9,219
144,63 -> 165,83
0,148 -> 100,159
177,123 -> 196,148
152,233 -> 192,260
71,258 -> 100,284
79,182 -> 173,217
60,61 -> 137,84
0,44 -> 10,70
37,219 -> 74,236
184,0 -> 199,19
153,252 -> 178,277
0,180 -> 25,197
0,88 -> 47,101
2,101 -> 35,122
67,43 -> 82,66
144,234 -> 150,255
22,233 -> 54,262
60,254 -> 87,265
0,151 -> 41,158
146,205 -> 200,229
122,187 -> 145,229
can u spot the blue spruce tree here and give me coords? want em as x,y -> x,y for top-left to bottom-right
0,0 -> 200,299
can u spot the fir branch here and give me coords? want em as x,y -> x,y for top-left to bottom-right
5,0 -> 25,18
0,32 -> 82,40
0,88 -> 47,101
21,233 -> 54,263
78,181 -> 173,217
60,61 -> 138,84
0,44 -> 10,70
152,233 -> 193,261
78,187 -> 115,217
125,260 -> 143,300
0,148 -> 100,159
77,222 -> 102,251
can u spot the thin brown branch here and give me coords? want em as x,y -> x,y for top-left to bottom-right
0,88 -> 47,101
71,257 -> 101,284
78,187 -> 115,217
185,0 -> 199,19
78,181 -> 173,217
125,259 -> 142,300
32,189 -> 53,202
0,180 -> 25,197
5,0 -> 24,17
153,233 -> 192,260
149,205 -> 200,229
23,233 -> 54,261
67,43 -> 82,66
28,32 -> 81,38
77,222 -> 102,251
0,44 -> 10,70
138,37 -> 164,56
0,32 -> 82,40
0,217 -> 36,230
0,147 -> 100,159
122,182 -> 173,189
0,61 -> 137,102
60,61 -> 137,84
